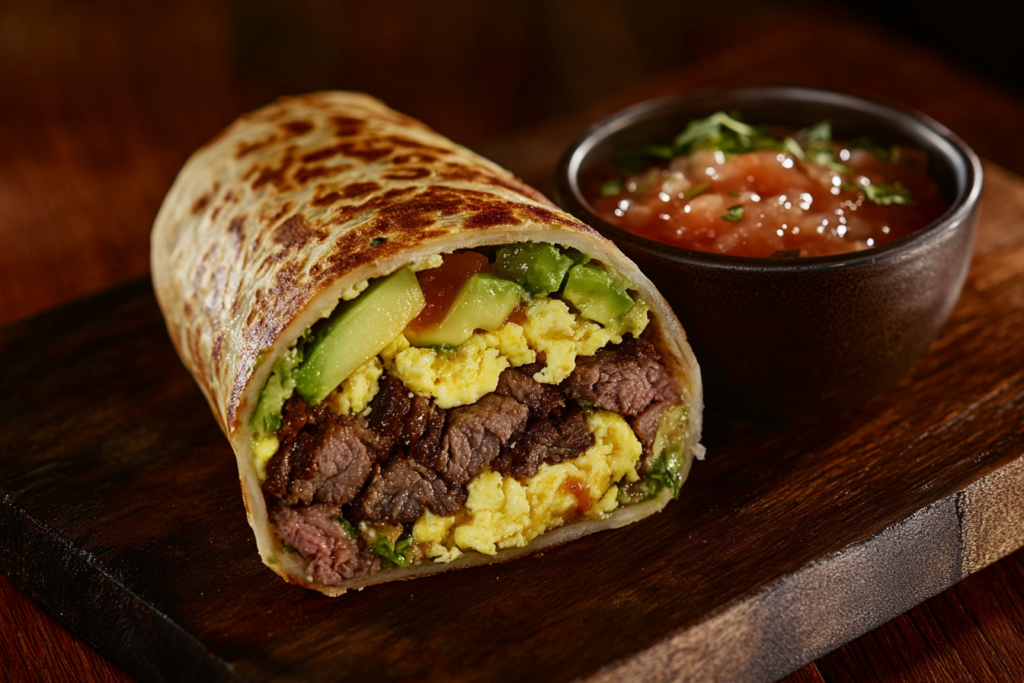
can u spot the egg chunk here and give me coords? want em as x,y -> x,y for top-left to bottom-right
412,409 -> 643,560
522,297 -> 649,384
382,296 -> 650,409
381,324 -> 534,409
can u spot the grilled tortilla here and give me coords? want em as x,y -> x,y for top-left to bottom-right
151,92 -> 704,595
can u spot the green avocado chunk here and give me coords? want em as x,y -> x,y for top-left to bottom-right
404,273 -> 525,348
493,243 -> 575,296
562,263 -> 634,328
294,268 -> 425,405
250,343 -> 304,438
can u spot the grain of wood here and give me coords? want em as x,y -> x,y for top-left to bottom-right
2,1 -> 1024,680
816,548 -> 1024,683
0,574 -> 134,683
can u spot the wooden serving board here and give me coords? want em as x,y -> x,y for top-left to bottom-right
1,162 -> 1023,683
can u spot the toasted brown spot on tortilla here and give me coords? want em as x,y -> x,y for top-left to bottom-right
252,146 -> 298,192
341,181 -> 381,198
236,135 -> 279,159
331,186 -> 412,224
464,206 -> 524,229
312,192 -> 342,207
191,183 -> 220,215
392,153 -> 437,165
338,142 -> 393,163
273,214 -> 327,249
228,216 -> 246,251
294,164 -> 350,185
368,185 -> 493,233
383,167 -> 431,180
331,116 -> 365,137
280,121 -> 314,136
519,204 -> 582,228
385,136 -> 450,155
263,202 -> 293,225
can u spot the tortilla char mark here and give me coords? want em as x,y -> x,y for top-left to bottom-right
152,92 -> 603,436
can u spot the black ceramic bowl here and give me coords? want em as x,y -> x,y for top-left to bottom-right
556,86 -> 983,422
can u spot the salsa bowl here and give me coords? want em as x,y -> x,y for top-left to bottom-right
555,86 -> 983,422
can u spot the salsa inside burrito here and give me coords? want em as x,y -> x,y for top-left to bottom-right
151,92 -> 704,595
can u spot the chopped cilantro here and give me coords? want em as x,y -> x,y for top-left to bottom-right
721,205 -> 744,222
369,236 -> 388,246
850,136 -> 892,164
633,178 -> 658,197
282,544 -> 296,554
673,111 -> 759,151
373,534 -> 412,568
600,179 -> 622,196
613,111 -> 777,171
638,443 -> 687,501
862,181 -> 913,206
782,136 -> 805,159
805,146 -> 853,174
799,120 -> 832,143
684,182 -> 709,200
334,515 -> 358,541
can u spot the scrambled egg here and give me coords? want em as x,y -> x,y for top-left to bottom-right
325,356 -> 383,416
413,409 -> 642,560
379,296 -> 650,408
380,324 -> 534,409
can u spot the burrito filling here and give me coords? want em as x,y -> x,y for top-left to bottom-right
251,243 -> 689,586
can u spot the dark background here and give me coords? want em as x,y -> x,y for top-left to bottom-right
3,0 -> 1017,151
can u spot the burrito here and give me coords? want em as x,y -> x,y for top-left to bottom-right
151,92 -> 704,595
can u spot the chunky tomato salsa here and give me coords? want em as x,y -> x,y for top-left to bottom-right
590,113 -> 950,258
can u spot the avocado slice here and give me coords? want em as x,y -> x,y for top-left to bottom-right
404,272 -> 524,348
493,243 -> 574,296
562,263 -> 634,328
295,268 -> 425,405
250,343 -> 304,438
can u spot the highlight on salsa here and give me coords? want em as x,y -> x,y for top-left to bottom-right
589,112 -> 951,258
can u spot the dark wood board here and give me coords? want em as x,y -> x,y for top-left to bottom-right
1,162 -> 1023,683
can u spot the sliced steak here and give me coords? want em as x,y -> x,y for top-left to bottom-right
355,458 -> 467,522
439,394 -> 529,486
368,375 -> 446,462
494,366 -> 564,419
264,417 -> 373,507
276,394 -> 312,444
408,399 -> 447,469
563,338 -> 680,417
630,400 -> 670,472
492,406 -> 595,480
270,504 -> 379,586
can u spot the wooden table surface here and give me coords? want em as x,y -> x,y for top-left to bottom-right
2,2 -> 1023,681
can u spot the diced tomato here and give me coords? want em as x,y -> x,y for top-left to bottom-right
406,251 -> 490,333
592,141 -> 949,258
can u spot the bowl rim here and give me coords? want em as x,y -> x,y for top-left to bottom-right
556,85 -> 984,273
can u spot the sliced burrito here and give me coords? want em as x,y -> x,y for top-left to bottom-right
151,92 -> 704,596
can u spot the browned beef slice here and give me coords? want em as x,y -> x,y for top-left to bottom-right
365,375 -> 409,454
408,398 -> 446,469
367,375 -> 447,461
563,338 -> 680,417
492,406 -> 595,479
630,400 -> 669,472
276,394 -> 311,444
494,366 -> 564,419
439,394 -> 529,485
355,458 -> 467,522
270,504 -> 379,586
264,417 -> 373,507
